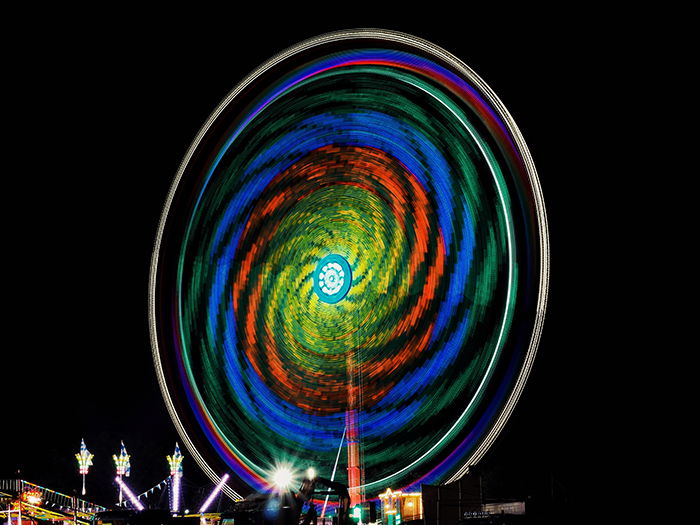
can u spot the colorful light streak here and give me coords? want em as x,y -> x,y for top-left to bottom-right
115,477 -> 144,511
198,474 -> 229,513
150,29 -> 548,498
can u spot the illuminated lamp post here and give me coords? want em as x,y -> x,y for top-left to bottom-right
167,443 -> 184,513
75,438 -> 93,496
112,441 -> 131,505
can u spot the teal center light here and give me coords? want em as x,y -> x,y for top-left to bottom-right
313,254 -> 352,304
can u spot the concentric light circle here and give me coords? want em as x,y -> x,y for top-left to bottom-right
314,254 -> 352,304
150,29 -> 548,500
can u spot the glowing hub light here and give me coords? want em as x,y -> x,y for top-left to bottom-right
199,474 -> 229,513
272,467 -> 294,490
313,254 -> 352,303
306,467 -> 316,480
115,477 -> 144,511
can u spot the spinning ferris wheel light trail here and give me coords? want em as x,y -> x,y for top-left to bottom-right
150,28 -> 548,502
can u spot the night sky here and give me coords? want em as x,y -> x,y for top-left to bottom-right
4,10 -> 629,516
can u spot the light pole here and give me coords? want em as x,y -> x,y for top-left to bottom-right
112,441 -> 131,506
167,443 -> 184,514
75,438 -> 93,496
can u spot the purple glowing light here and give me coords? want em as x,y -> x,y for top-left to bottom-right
199,474 -> 230,513
115,476 -> 144,511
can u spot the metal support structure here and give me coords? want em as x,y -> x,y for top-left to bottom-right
346,350 -> 361,508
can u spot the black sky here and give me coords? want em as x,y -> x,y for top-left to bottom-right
3,9 -> 631,515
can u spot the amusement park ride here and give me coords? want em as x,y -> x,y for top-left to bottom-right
3,26 -> 548,525
149,27 -> 546,515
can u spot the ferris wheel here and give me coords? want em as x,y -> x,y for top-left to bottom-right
149,29 -> 549,503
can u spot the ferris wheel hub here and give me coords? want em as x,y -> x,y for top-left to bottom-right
313,254 -> 352,304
